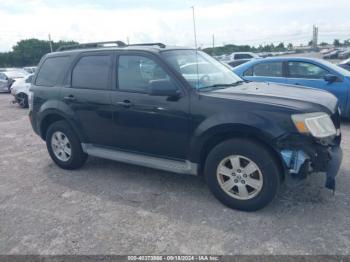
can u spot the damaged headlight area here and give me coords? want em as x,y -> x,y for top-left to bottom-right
280,112 -> 342,191
291,112 -> 336,138
281,146 -> 342,191
281,150 -> 310,179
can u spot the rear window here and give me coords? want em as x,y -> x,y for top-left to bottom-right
35,56 -> 70,86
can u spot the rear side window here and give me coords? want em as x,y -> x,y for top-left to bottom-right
72,55 -> 111,89
252,62 -> 283,77
35,56 -> 69,86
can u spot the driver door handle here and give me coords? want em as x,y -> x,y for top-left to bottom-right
63,95 -> 76,102
116,100 -> 133,108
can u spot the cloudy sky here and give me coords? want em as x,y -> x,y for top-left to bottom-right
0,0 -> 349,51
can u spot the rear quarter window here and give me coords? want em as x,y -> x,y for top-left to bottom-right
35,56 -> 70,86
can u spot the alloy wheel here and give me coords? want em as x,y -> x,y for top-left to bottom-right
51,131 -> 72,162
216,155 -> 263,200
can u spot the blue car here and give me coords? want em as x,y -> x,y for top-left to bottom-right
233,57 -> 350,118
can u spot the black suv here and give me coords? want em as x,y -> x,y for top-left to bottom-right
29,41 -> 342,211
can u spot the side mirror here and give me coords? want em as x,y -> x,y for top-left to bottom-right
324,74 -> 338,83
148,79 -> 180,97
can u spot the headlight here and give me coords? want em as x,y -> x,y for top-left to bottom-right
291,112 -> 336,138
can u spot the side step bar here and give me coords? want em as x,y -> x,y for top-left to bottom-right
81,143 -> 198,175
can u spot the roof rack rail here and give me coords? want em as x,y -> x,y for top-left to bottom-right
128,43 -> 166,48
57,41 -> 127,51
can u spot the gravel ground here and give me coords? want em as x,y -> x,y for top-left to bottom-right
0,93 -> 349,255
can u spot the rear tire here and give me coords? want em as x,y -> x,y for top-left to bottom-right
46,120 -> 87,170
204,138 -> 280,211
17,93 -> 28,108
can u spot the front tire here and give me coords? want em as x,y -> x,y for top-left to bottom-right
204,138 -> 280,211
46,120 -> 87,170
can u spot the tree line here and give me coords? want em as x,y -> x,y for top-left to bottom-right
1,39 -> 291,67
0,39 -> 77,67
203,42 -> 293,56
1,38 -> 349,67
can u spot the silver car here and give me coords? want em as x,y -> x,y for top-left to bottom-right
0,70 -> 28,93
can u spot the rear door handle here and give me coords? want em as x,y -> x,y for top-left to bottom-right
116,100 -> 133,108
293,83 -> 301,86
63,95 -> 76,102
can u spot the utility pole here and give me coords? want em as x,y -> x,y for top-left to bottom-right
212,34 -> 215,55
312,25 -> 318,50
48,34 -> 53,52
127,37 -> 130,45
191,6 -> 198,49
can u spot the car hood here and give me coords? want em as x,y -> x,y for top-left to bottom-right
204,82 -> 339,114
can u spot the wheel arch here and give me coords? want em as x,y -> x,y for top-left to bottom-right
16,91 -> 27,96
193,124 -> 286,180
39,111 -> 87,143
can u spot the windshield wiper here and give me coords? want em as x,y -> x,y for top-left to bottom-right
198,81 -> 245,91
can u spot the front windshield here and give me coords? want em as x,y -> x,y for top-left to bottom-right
162,50 -> 242,89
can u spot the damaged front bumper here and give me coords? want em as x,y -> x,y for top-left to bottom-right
279,134 -> 342,191
324,146 -> 342,190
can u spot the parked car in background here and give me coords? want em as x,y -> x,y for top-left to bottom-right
0,70 -> 28,93
214,54 -> 230,61
230,52 -> 260,60
338,58 -> 350,71
10,74 -> 33,108
258,52 -> 273,58
323,49 -> 340,59
23,66 -> 37,74
320,48 -> 333,55
338,49 -> 350,59
227,59 -> 251,68
0,72 -> 11,92
233,57 -> 350,118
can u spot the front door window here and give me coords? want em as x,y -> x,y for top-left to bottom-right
287,62 -> 328,79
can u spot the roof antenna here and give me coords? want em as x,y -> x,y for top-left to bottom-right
191,6 -> 198,49
191,6 -> 200,89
